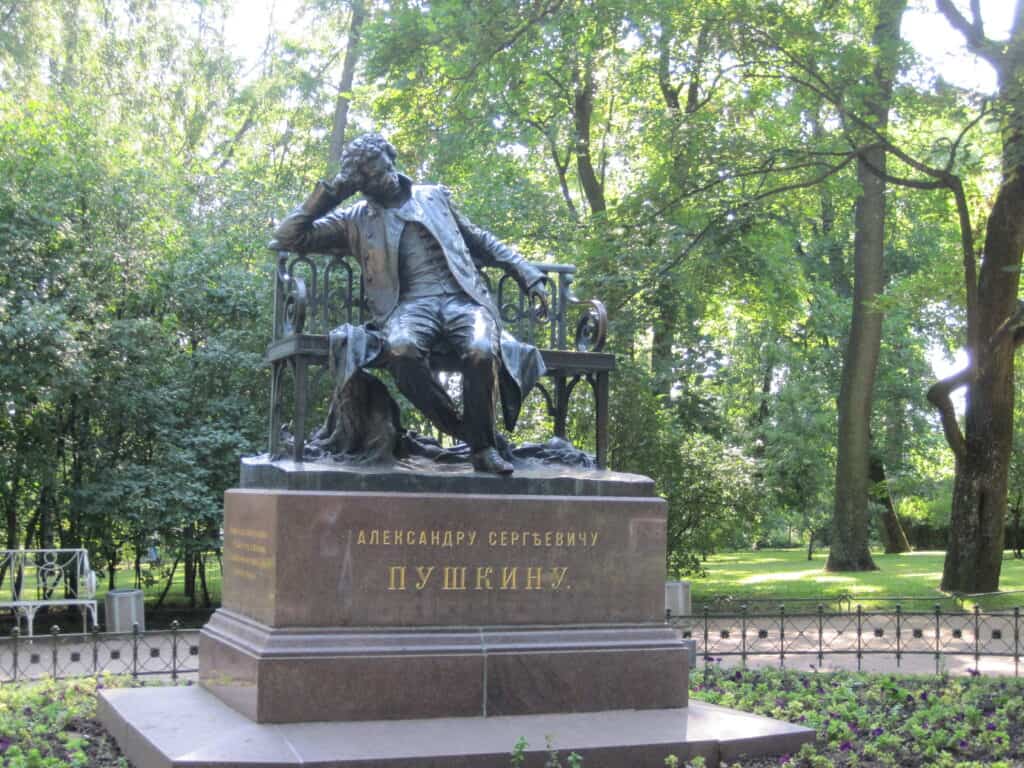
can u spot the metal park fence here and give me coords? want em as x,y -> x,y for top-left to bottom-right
0,622 -> 200,683
691,589 -> 1024,615
3,606 -> 1022,685
669,604 -> 1023,675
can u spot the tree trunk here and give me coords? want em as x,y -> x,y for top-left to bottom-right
38,470 -> 55,550
184,546 -> 196,608
2,441 -> 22,589
827,0 -> 905,571
869,451 -> 911,553
107,549 -> 117,590
198,553 -> 211,609
651,284 -> 678,397
932,0 -> 1024,594
1011,493 -> 1022,558
827,150 -> 885,571
327,0 -> 365,169
573,58 -> 605,214
941,171 -> 1024,592
154,556 -> 181,610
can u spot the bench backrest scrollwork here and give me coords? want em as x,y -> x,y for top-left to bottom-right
272,251 -> 607,353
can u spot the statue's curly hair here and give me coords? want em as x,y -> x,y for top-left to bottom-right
339,133 -> 397,177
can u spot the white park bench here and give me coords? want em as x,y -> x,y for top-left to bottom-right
0,549 -> 98,636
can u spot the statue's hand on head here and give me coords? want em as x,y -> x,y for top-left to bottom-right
329,145 -> 367,200
328,167 -> 361,201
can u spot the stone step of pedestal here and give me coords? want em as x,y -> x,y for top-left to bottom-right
99,686 -> 816,768
200,609 -> 689,723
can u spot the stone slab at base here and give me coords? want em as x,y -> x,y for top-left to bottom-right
98,686 -> 816,768
201,610 -> 687,722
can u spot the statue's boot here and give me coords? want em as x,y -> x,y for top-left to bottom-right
471,446 -> 514,475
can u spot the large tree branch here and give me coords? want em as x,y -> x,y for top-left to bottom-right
655,149 -> 855,218
855,152 -> 948,189
442,0 -> 565,89
215,104 -> 258,171
744,36 -> 986,185
657,17 -> 681,111
945,99 -> 991,172
520,105 -> 578,221
926,366 -> 972,462
949,176 -> 979,349
857,145 -> 978,352
926,302 -> 1024,462
685,22 -> 712,115
989,300 -> 1024,349
747,32 -> 988,343
328,0 -> 366,169
616,152 -> 857,312
935,0 -> 1003,68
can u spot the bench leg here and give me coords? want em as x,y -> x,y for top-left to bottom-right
553,375 -> 570,439
269,361 -> 284,458
293,356 -> 309,463
594,371 -> 609,469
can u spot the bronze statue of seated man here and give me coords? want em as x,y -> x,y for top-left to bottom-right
270,134 -> 550,475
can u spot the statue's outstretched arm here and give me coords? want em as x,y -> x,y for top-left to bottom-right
443,188 -> 545,291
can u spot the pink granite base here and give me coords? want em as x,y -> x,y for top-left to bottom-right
201,489 -> 688,724
200,609 -> 688,722
98,685 -> 816,768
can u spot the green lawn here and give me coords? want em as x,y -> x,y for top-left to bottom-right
96,559 -> 223,608
688,549 -> 1024,612
6,559 -> 223,616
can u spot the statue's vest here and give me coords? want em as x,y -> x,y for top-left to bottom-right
345,185 -> 499,324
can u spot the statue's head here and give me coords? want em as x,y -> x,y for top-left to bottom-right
340,133 -> 401,202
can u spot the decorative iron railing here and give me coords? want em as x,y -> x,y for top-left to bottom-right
0,549 -> 97,602
0,622 -> 199,683
0,549 -> 99,636
670,604 -> 1023,675
3,608 -> 1022,684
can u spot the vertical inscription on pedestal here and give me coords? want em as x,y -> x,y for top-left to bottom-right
224,526 -> 273,581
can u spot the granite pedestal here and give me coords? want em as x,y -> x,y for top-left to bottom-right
99,458 -> 814,766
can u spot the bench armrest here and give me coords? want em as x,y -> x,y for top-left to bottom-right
568,296 -> 608,352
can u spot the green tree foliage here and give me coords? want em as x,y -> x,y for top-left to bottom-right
1,0 -> 1013,587
0,1 -> 272,599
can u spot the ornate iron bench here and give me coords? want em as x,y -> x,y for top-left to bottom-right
0,549 -> 98,636
266,250 -> 614,467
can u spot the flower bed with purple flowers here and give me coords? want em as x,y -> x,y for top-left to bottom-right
692,667 -> 1024,767
1,671 -> 1023,767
